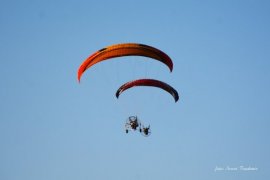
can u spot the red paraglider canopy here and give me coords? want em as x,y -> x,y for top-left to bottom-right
78,43 -> 173,82
116,79 -> 179,102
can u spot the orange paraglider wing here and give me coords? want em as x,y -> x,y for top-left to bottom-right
116,79 -> 179,102
78,43 -> 173,82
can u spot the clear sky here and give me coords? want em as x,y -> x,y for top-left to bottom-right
1,0 -> 270,179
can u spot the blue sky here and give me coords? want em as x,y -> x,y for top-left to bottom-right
1,0 -> 270,179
